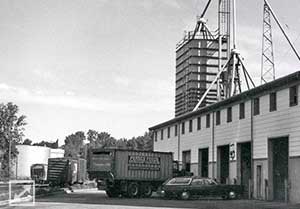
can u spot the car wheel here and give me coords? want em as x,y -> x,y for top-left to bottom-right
180,191 -> 191,200
227,191 -> 236,199
127,182 -> 139,198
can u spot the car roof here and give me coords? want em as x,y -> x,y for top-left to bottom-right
172,176 -> 214,180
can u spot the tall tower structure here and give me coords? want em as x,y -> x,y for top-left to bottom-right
261,2 -> 275,84
175,1 -> 230,117
175,22 -> 229,117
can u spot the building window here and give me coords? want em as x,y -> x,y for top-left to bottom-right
239,103 -> 245,119
254,98 -> 260,115
175,125 -> 178,136
182,122 -> 185,134
216,110 -> 221,125
167,127 -> 170,138
206,114 -> 210,128
289,85 -> 298,106
161,129 -> 163,140
154,131 -> 157,142
197,117 -> 201,130
269,92 -> 277,112
227,107 -> 232,122
189,120 -> 193,132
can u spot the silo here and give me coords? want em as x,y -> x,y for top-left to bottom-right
15,145 -> 51,179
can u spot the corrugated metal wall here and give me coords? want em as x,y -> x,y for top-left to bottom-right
114,150 -> 173,181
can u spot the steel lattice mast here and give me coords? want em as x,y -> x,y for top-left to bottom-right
261,2 -> 275,84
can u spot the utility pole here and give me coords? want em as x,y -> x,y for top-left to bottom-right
8,125 -> 12,181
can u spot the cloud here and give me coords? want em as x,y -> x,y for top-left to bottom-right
32,68 -> 56,80
65,91 -> 75,96
113,75 -> 130,87
0,83 -> 170,113
162,0 -> 181,9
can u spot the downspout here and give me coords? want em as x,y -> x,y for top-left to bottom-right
212,112 -> 215,179
178,122 -> 181,164
250,99 -> 254,199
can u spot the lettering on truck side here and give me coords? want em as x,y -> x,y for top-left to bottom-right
128,155 -> 161,171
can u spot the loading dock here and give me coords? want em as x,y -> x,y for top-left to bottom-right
237,142 -> 252,196
198,148 -> 209,177
268,137 -> 289,201
182,150 -> 191,172
217,145 -> 229,184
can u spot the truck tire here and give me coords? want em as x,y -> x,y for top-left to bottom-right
106,188 -> 119,198
127,182 -> 139,198
141,183 -> 152,198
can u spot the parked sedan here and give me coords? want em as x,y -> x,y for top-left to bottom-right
161,176 -> 243,200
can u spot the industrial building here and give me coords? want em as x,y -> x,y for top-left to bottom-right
150,71 -> 300,203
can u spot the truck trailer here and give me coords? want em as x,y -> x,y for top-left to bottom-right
47,157 -> 87,186
88,149 -> 174,198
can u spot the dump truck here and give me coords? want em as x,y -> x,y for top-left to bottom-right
88,149 -> 174,198
47,157 -> 87,186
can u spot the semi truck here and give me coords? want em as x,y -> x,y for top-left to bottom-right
88,149 -> 175,198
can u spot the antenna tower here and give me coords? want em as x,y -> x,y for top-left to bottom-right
261,0 -> 300,84
261,2 -> 275,84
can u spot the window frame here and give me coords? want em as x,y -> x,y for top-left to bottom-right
197,117 -> 201,130
227,107 -> 232,123
167,127 -> 170,138
160,129 -> 164,140
189,119 -> 193,133
253,97 -> 260,116
181,122 -> 185,135
289,85 -> 298,107
216,110 -> 221,125
206,114 -> 210,128
175,125 -> 178,137
269,92 -> 277,112
239,102 -> 245,119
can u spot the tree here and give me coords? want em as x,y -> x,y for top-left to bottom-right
0,102 -> 26,179
126,132 -> 153,151
32,139 -> 58,148
22,138 -> 32,145
64,131 -> 85,158
87,130 -> 117,149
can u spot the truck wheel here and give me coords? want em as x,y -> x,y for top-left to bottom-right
106,189 -> 119,198
127,182 -> 139,198
141,184 -> 152,198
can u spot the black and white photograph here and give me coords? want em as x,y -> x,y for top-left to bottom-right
0,0 -> 300,208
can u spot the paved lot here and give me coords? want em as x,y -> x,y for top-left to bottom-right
3,189 -> 300,209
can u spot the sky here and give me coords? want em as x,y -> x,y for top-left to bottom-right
0,0 -> 299,145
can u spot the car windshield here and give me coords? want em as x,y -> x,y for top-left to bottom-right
166,177 -> 192,185
191,178 -> 218,185
205,179 -> 218,185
